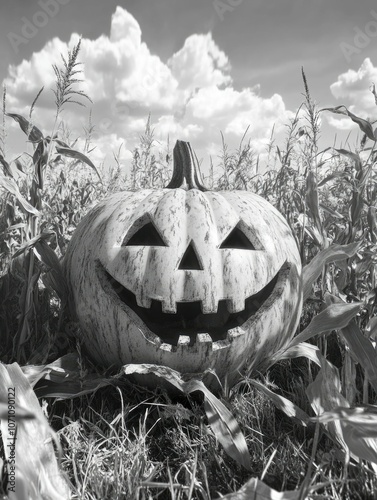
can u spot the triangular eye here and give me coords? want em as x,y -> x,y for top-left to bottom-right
220,227 -> 255,250
178,243 -> 203,270
124,222 -> 167,246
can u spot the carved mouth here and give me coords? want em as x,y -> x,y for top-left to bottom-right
97,261 -> 287,346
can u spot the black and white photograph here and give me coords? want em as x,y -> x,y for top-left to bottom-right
1,1 -> 377,498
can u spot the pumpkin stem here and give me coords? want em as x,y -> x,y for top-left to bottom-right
166,140 -> 207,191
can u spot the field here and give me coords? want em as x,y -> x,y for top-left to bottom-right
1,44 -> 377,499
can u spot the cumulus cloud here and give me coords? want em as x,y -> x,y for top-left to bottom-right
4,6 -> 292,170
328,58 -> 377,130
326,116 -> 357,131
168,33 -> 231,91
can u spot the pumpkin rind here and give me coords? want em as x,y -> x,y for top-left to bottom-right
64,141 -> 302,389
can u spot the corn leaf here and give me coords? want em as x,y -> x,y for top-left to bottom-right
321,105 -> 348,116
214,476 -> 301,499
249,379 -> 309,426
311,406 -> 377,464
56,145 -> 102,183
35,239 -> 67,301
123,363 -> 251,470
350,190 -> 364,226
311,406 -> 377,436
289,301 -> 362,347
0,153 -> 18,178
345,109 -> 376,142
319,203 -> 345,219
334,149 -> 362,171
0,174 -> 41,217
271,342 -> 322,366
6,113 -> 44,142
340,321 -> 377,393
21,353 -> 81,387
33,139 -> 49,189
22,354 -> 116,399
322,106 -> 375,141
271,298 -> 361,367
303,241 -> 361,300
12,231 -> 55,258
0,363 -> 70,499
367,206 -> 377,238
366,317 -> 377,339
317,171 -> 347,187
306,356 -> 350,453
305,171 -> 325,246
35,376 -> 116,399
0,402 -> 34,420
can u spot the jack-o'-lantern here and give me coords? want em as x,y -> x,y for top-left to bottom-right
64,140 -> 302,389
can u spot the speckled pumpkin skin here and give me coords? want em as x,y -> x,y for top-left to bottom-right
64,142 -> 302,389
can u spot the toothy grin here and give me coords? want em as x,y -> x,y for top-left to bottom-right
97,261 -> 288,346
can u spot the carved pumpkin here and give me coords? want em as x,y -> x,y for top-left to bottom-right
64,140 -> 302,388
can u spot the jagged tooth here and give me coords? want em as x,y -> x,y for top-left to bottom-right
201,297 -> 218,314
178,335 -> 190,346
227,327 -> 245,342
135,296 -> 152,308
161,301 -> 177,314
177,335 -> 191,352
196,333 -> 213,354
197,333 -> 212,343
202,302 -> 218,314
227,299 -> 245,313
159,343 -> 173,352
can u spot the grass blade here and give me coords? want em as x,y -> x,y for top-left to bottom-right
123,363 -> 251,470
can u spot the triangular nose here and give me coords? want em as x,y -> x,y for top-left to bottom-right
178,242 -> 203,270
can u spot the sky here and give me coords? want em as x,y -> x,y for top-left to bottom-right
1,0 -> 377,175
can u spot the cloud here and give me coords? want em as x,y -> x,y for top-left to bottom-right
326,116 -> 358,131
328,57 -> 377,130
168,33 -> 231,91
4,6 -> 292,170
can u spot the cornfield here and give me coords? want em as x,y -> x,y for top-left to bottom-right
1,44 -> 377,499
